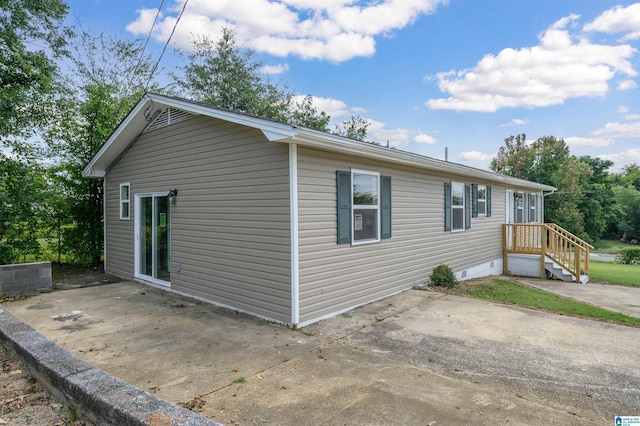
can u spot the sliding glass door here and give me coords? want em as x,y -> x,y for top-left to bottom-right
137,194 -> 170,285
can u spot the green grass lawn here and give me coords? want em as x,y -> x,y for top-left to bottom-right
590,261 -> 640,287
592,239 -> 633,254
460,279 -> 640,327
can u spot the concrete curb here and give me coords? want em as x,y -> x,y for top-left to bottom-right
0,306 -> 221,426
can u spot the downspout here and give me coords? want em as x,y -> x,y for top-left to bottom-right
103,176 -> 107,272
289,144 -> 300,325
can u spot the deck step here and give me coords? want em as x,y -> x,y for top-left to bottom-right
544,258 -> 588,284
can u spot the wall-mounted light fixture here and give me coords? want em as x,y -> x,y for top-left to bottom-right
168,189 -> 178,205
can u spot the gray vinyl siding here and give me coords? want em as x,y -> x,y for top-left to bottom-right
297,147 -> 506,323
105,115 -> 291,322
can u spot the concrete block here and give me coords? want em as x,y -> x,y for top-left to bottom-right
15,267 -> 40,280
1,280 -> 29,294
0,270 -> 15,284
28,277 -> 52,292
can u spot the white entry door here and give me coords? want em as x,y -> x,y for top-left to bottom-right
505,190 -> 514,249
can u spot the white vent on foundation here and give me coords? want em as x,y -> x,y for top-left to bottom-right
144,107 -> 197,132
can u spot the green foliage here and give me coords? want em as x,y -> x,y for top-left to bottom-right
430,264 -> 457,287
335,115 -> 371,142
173,27 -> 348,134
0,154 -> 47,263
490,135 -> 621,243
174,28 -> 292,122
42,31 -> 156,265
615,247 -> 640,265
0,0 -> 71,141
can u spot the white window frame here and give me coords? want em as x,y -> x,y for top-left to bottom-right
351,169 -> 381,245
515,191 -> 525,223
529,193 -> 537,223
477,184 -> 487,216
119,182 -> 130,220
451,181 -> 465,232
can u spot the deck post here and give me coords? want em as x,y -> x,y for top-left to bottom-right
503,224 -> 509,275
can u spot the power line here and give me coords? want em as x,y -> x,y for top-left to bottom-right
119,0 -> 165,115
132,0 -> 165,85
145,0 -> 189,91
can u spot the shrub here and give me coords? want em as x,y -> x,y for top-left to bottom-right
430,264 -> 458,287
615,247 -> 640,265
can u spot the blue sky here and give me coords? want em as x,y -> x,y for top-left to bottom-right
64,0 -> 640,172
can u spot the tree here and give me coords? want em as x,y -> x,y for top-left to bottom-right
173,27 -> 334,132
576,156 -> 615,242
335,116 -> 371,142
490,134 -> 533,178
491,135 -> 588,240
0,0 -> 71,144
0,154 -> 47,263
43,31 -> 156,265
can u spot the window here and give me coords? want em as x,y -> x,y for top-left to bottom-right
120,183 -> 130,220
515,191 -> 525,223
352,171 -> 379,242
336,170 -> 391,244
445,182 -> 471,232
472,184 -> 492,218
452,182 -> 465,231
529,193 -> 537,222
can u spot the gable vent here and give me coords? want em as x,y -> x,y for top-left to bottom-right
144,107 -> 197,132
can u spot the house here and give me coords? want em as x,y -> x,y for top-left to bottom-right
84,92 -> 575,327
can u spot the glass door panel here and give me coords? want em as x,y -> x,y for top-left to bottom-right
138,195 -> 170,284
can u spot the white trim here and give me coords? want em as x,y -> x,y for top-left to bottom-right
351,169 -> 381,245
83,93 -> 556,193
134,192 -> 171,288
289,144 -> 300,325
455,257 -> 503,281
119,182 -> 131,220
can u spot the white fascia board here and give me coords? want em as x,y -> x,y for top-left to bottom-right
290,128 -> 556,191
146,93 -> 295,141
82,96 -> 154,178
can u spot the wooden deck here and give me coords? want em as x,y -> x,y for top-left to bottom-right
503,223 -> 593,282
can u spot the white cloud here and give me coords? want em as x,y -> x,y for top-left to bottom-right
619,105 -> 630,113
367,119 -> 409,147
584,3 -> 640,41
261,63 -> 290,75
564,136 -> 614,147
426,15 -> 637,112
593,120 -> 640,138
617,79 -> 637,90
598,148 -> 640,171
625,113 -> 640,120
499,118 -> 528,128
459,150 -> 495,161
290,95 -> 360,119
127,0 -> 447,62
414,134 -> 438,144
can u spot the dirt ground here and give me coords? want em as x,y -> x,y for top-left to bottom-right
0,345 -> 88,426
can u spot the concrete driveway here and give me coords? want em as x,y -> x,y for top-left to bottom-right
3,281 -> 639,425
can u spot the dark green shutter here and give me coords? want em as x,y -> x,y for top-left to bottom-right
444,182 -> 451,231
472,184 -> 478,218
465,184 -> 471,229
486,186 -> 492,217
381,175 -> 392,239
336,170 -> 352,244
